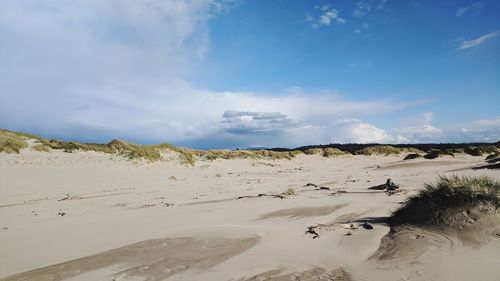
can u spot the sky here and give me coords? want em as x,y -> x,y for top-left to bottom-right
0,0 -> 499,149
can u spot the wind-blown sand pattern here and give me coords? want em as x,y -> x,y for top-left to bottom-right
1,237 -> 258,281
258,204 -> 348,220
1,148 -> 500,281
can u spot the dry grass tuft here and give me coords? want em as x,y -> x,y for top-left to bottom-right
0,130 -> 29,153
389,175 -> 500,226
282,188 -> 297,196
464,145 -> 499,156
304,148 -> 323,155
0,129 -> 300,165
423,149 -> 455,159
403,153 -> 422,160
195,149 -> 297,162
32,143 -> 50,152
485,153 -> 500,162
355,145 -> 423,156
322,147 -> 347,157
0,129 -> 189,163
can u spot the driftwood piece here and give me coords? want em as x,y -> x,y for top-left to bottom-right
237,194 -> 286,200
305,226 -> 320,239
368,179 -> 400,191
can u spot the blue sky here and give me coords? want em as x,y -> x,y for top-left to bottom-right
0,0 -> 499,148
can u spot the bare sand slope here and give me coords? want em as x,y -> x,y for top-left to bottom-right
1,150 -> 499,280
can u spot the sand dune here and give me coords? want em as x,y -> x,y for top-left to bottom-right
1,149 -> 499,280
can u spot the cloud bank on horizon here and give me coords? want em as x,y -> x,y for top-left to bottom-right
0,0 -> 499,149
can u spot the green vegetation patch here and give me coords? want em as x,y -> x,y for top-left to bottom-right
304,148 -> 323,155
355,145 -> 423,156
403,153 -> 422,160
32,143 -> 50,152
423,149 -> 455,159
464,145 -> 499,156
322,147 -> 347,157
195,149 -> 297,161
389,175 -> 500,226
0,130 -> 28,153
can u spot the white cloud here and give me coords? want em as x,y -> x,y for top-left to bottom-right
326,114 -> 500,145
456,2 -> 484,17
309,5 -> 346,28
393,125 -> 443,143
352,0 -> 386,17
457,31 -> 500,50
352,2 -> 372,17
349,123 -> 389,143
354,23 -> 369,34
447,117 -> 500,143
331,119 -> 391,143
467,116 -> 500,129
392,113 -> 500,144
391,112 -> 442,142
221,111 -> 299,135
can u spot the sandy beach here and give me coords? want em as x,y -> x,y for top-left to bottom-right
1,145 -> 499,281
2,1 -> 500,280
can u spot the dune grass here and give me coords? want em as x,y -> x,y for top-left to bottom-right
40,139 -> 163,161
403,153 -> 422,160
151,144 -> 195,165
0,130 -> 28,153
282,188 -> 297,196
389,175 -> 500,226
322,147 -> 347,157
32,143 -> 50,152
194,149 -> 299,162
3,128 -> 499,165
1,129 -> 300,164
355,145 -> 423,156
486,153 -> 499,160
304,148 -> 323,155
464,145 -> 499,156
0,130 -> 176,162
423,149 -> 456,159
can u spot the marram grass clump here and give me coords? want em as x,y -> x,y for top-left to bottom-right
486,153 -> 499,159
0,129 -> 185,163
464,145 -> 499,156
423,149 -> 455,159
0,129 -> 300,164
43,139 -> 165,162
389,175 -> 500,226
32,143 -> 50,152
0,132 -> 28,153
304,148 -> 323,155
0,129 -> 37,153
403,153 -> 422,160
322,147 -> 347,157
355,145 -> 423,156
194,149 -> 298,161
282,188 -> 297,196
